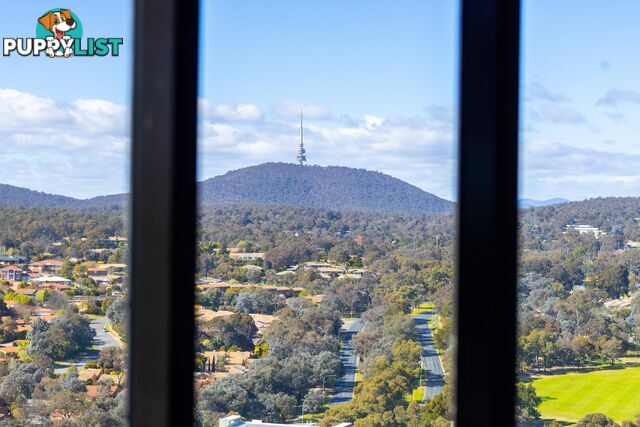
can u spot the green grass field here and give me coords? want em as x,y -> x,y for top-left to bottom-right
532,366 -> 640,423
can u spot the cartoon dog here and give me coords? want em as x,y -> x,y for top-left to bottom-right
38,9 -> 77,58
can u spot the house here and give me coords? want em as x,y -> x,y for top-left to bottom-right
78,368 -> 103,384
317,266 -> 344,279
30,276 -> 72,286
0,266 -> 27,282
15,288 -> 38,297
28,260 -> 63,274
101,263 -> 127,274
87,267 -> 109,278
229,252 -> 265,262
0,344 -> 20,358
0,256 -> 27,266
41,283 -> 72,292
96,237 -> 128,248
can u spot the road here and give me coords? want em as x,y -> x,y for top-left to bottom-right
413,310 -> 445,402
54,316 -> 121,373
329,318 -> 364,406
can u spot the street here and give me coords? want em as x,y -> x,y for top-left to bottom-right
329,318 -> 364,406
413,310 -> 445,401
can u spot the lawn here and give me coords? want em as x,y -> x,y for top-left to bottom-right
411,386 -> 425,402
532,366 -> 640,423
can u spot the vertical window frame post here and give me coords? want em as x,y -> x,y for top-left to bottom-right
456,0 -> 521,425
129,0 -> 200,425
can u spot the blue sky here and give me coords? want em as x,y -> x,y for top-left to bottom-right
0,1 -> 639,202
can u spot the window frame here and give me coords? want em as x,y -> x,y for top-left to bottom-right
127,0 -> 521,424
129,0 -> 200,425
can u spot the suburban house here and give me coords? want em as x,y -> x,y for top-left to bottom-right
0,266 -> 27,282
229,252 -> 265,262
78,368 -> 103,384
28,260 -> 63,274
0,344 -> 19,359
0,256 -> 27,266
15,288 -> 38,297
87,268 -> 109,278
29,276 -> 72,286
101,263 -> 127,274
97,236 -> 128,248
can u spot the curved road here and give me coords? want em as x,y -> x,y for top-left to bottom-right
413,310 -> 445,401
54,316 -> 121,373
329,318 -> 364,406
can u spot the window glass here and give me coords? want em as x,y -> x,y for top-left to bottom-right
0,2 -> 131,423
517,2 -> 640,424
196,1 -> 458,425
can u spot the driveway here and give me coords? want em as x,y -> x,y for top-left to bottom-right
413,310 -> 445,401
329,318 -> 364,406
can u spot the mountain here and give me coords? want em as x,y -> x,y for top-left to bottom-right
518,198 -> 570,208
198,163 -> 452,214
0,163 -> 452,214
0,184 -> 125,210
0,184 -> 83,209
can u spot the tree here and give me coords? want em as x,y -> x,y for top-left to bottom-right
303,390 -> 325,415
576,413 -> 620,427
0,363 -> 42,403
48,390 -> 88,421
198,376 -> 260,419
59,371 -> 87,393
98,346 -> 126,384
570,335 -> 595,368
600,337 -> 624,366
77,395 -> 126,426
27,313 -> 95,360
515,383 -> 541,422
598,264 -> 630,299
235,288 -> 285,314
258,392 -> 296,422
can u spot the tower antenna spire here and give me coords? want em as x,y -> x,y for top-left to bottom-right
296,107 -> 307,165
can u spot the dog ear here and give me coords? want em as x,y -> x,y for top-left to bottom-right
60,9 -> 72,21
38,12 -> 54,31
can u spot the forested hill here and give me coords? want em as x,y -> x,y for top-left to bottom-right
198,163 -> 452,214
0,184 -> 83,209
519,196 -> 640,247
0,184 -> 125,210
0,163 -> 452,214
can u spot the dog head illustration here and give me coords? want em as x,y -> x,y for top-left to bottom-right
38,10 -> 77,40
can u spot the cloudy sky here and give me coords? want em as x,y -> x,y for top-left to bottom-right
0,1 -> 639,201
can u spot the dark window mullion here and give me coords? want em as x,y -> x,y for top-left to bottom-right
456,0 -> 521,425
129,0 -> 200,425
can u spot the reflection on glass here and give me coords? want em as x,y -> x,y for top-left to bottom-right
195,1 -> 458,426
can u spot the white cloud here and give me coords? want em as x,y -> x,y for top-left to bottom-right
212,103 -> 262,122
0,88 -> 130,198
520,136 -> 640,199
596,88 -> 640,107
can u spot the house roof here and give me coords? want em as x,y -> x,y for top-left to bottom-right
30,276 -> 71,283
0,266 -> 22,272
29,260 -> 63,266
78,369 -> 102,382
15,288 -> 38,296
